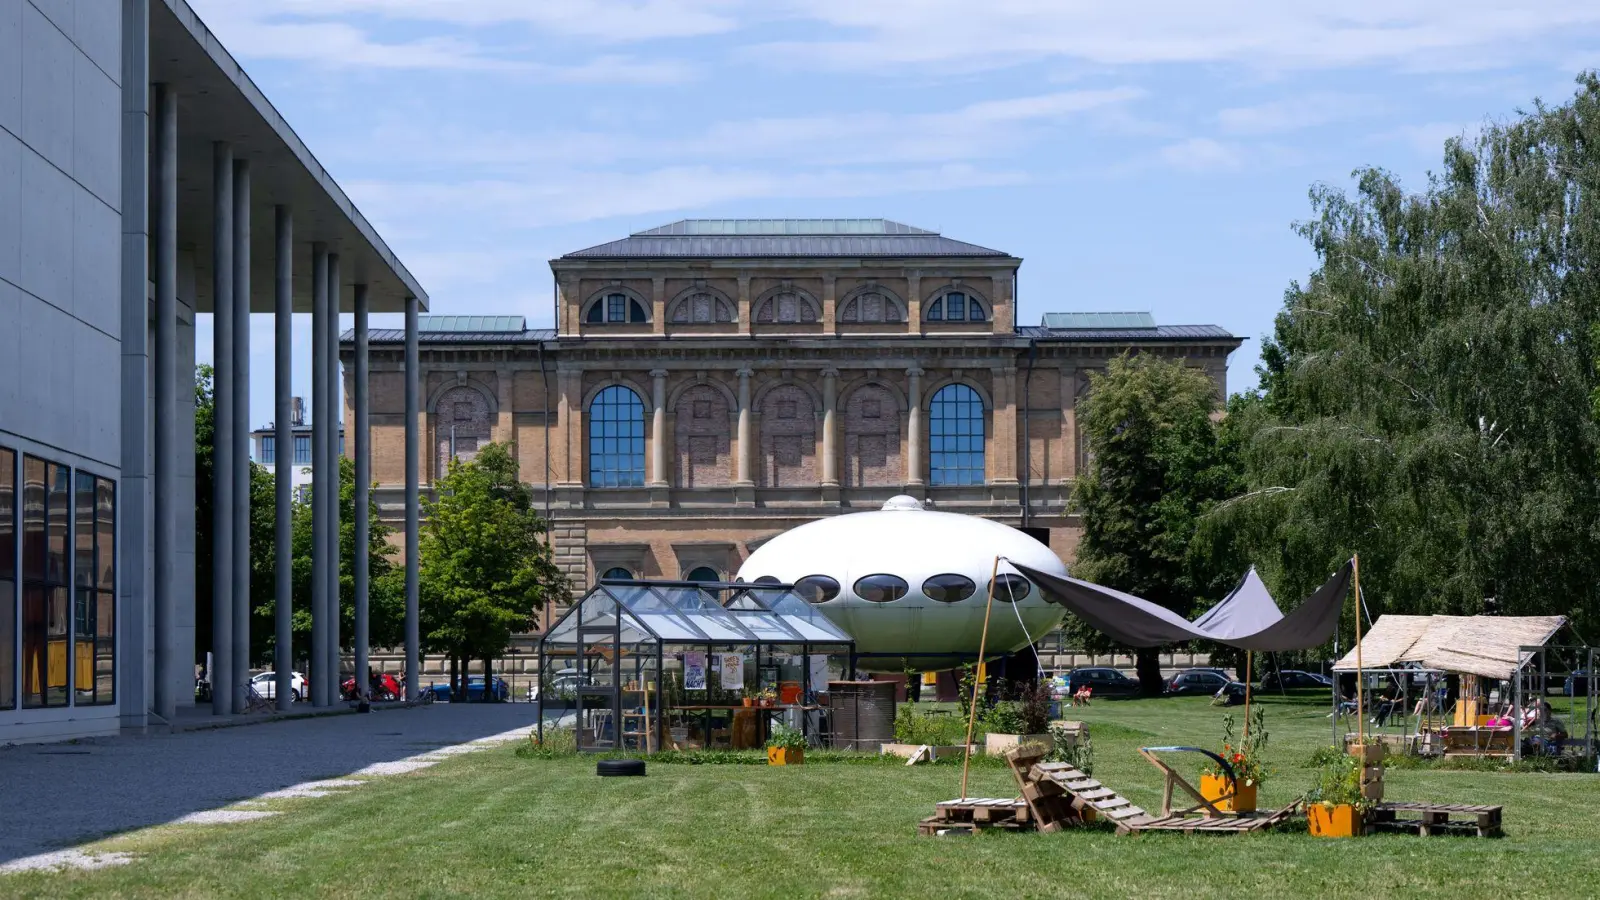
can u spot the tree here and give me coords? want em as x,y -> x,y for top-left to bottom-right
193,365 -> 275,667
1070,355 -> 1236,695
419,442 -> 567,700
1211,73 -> 1600,639
252,455 -> 405,668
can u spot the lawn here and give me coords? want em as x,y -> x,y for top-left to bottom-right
6,694 -> 1596,900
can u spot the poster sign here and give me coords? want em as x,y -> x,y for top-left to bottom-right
809,655 -> 831,693
720,653 -> 745,690
684,652 -> 706,691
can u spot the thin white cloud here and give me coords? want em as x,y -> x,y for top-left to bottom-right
750,0 -> 1600,75
346,165 -> 1028,231
1217,94 -> 1379,135
1158,137 -> 1245,172
1386,121 -> 1482,156
268,0 -> 744,42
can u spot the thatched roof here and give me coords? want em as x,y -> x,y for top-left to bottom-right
1333,615 -> 1567,680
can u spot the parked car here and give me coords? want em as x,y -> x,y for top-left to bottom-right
427,675 -> 512,703
248,671 -> 308,702
1066,667 -> 1141,699
529,670 -> 580,702
1259,669 -> 1333,691
1165,669 -> 1231,696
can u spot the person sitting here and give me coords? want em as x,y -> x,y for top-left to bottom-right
1072,685 -> 1093,707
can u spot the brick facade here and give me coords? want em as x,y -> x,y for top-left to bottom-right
338,221 -> 1242,658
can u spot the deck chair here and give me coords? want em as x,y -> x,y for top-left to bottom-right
1137,746 -> 1236,817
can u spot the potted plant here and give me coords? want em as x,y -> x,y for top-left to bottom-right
1201,706 -> 1267,813
1306,751 -> 1372,837
982,682 -> 1057,754
766,722 -> 807,765
741,688 -> 754,708
758,688 -> 777,708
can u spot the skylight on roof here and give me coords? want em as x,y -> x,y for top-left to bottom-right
1040,312 -> 1157,330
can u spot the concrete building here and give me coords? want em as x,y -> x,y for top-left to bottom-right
251,398 -> 341,504
1,0 -> 427,744
339,220 -> 1241,653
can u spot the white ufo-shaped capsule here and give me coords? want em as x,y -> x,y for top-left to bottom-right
736,496 -> 1067,672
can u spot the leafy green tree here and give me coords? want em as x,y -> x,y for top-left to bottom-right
253,455 -> 404,667
419,442 -> 567,699
193,365 -> 275,667
1070,354 -> 1236,694
1213,73 -> 1600,638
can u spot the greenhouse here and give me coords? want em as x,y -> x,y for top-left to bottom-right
536,580 -> 857,752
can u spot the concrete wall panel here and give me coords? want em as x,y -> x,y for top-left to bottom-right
73,0 -> 122,84
0,131 -> 19,285
74,182 -> 120,335
20,2 -> 73,173
73,52 -> 121,209
0,1 -> 20,135
19,146 -> 74,312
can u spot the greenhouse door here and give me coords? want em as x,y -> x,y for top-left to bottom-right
576,628 -> 619,752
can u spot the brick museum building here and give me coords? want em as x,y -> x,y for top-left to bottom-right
341,218 -> 1242,642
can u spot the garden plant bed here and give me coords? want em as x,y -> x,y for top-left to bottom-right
1367,801 -> 1504,837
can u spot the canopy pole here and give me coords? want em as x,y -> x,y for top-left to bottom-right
1352,553 -> 1366,748
960,555 -> 1002,801
1243,651 -> 1254,741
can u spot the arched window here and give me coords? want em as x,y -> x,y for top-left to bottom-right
600,566 -> 632,582
587,386 -> 645,487
668,292 -> 735,324
925,291 -> 988,322
754,291 -> 819,324
838,289 -> 904,324
929,384 -> 985,486
685,566 -> 720,584
585,292 -> 649,324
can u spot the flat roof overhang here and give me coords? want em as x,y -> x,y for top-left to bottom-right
151,0 -> 427,315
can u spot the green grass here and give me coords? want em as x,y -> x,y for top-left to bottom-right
6,695 -> 1597,899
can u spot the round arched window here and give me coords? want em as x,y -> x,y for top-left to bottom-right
922,573 -> 976,603
600,567 -> 632,582
753,575 -> 781,585
794,575 -> 841,605
853,574 -> 909,603
991,574 -> 1032,603
685,566 -> 720,584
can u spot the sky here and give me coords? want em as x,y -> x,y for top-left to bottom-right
185,0 -> 1600,429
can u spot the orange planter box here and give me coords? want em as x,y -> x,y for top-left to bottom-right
1308,803 -> 1363,838
1199,774 -> 1257,813
767,747 -> 803,766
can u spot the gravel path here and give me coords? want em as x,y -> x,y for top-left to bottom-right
0,704 -> 545,867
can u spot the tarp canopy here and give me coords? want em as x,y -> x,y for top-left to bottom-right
1010,560 -> 1353,651
1332,614 -> 1567,680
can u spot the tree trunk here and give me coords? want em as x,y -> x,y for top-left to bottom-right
449,654 -> 460,703
1136,649 -> 1165,697
483,656 -> 494,703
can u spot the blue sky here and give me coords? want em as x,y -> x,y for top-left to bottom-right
187,0 -> 1600,428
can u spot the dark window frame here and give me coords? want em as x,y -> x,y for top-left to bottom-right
929,383 -> 986,486
586,385 -> 646,488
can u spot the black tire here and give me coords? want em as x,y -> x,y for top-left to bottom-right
597,759 -> 646,777
291,689 -> 301,703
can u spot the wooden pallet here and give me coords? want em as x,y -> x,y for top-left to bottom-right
1002,747 -> 1144,831
1369,801 -> 1503,837
918,798 -> 1032,835
1115,800 -> 1302,836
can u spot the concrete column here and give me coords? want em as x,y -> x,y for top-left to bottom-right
119,2 -> 151,729
353,284 -> 370,700
325,253 -> 343,695
404,297 -> 421,699
735,367 -> 754,485
906,367 -> 925,487
820,368 -> 839,487
651,277 -> 667,336
649,369 -> 668,486
152,83 -> 178,723
273,207 -> 294,710
231,159 -> 251,709
310,244 -> 329,706
210,141 -> 235,716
